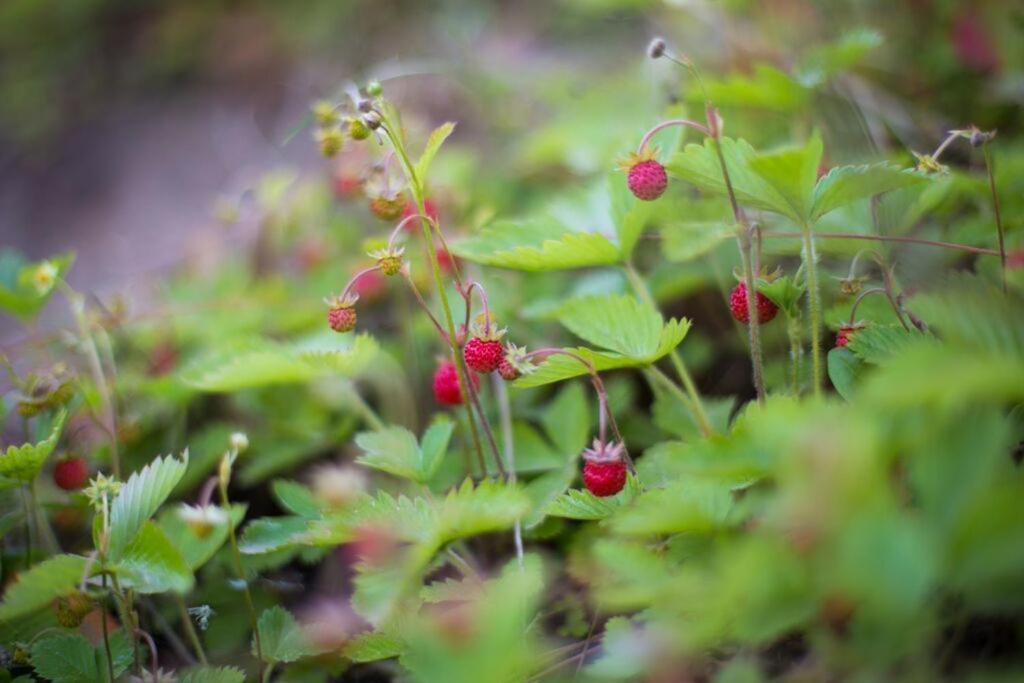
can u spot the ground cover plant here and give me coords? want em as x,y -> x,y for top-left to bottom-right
1,7 -> 1023,682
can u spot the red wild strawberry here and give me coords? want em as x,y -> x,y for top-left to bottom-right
54,457 -> 89,491
835,322 -> 865,349
433,361 -> 479,405
333,172 -> 363,199
620,149 -> 668,201
497,343 -> 531,382
581,439 -> 628,497
464,337 -> 505,374
729,282 -> 778,325
402,198 -> 440,231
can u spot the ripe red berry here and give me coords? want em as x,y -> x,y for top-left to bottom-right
583,460 -> 627,497
54,457 -> 89,491
432,361 -> 479,405
729,282 -> 778,325
464,337 -> 504,374
333,172 -> 362,199
627,159 -> 668,201
835,323 -> 865,349
402,198 -> 440,231
328,305 -> 357,333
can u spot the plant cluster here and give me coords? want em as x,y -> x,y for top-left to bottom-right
0,27 -> 1023,683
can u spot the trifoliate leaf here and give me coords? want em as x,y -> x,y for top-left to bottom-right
107,452 -> 189,562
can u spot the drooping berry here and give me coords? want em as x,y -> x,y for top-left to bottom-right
326,293 -> 359,333
333,172 -> 363,199
402,198 -> 440,231
369,192 -> 406,221
433,361 -> 479,406
835,323 -> 866,349
348,117 -> 371,141
497,359 -> 520,381
729,281 -> 778,325
54,457 -> 89,491
581,439 -> 628,497
627,159 -> 668,201
464,337 -> 505,374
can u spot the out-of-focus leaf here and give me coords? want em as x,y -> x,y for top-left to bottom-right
0,554 -> 88,621
0,409 -> 66,483
452,221 -> 621,271
414,122 -> 456,181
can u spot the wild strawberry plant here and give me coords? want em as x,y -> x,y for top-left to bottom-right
0,29 -> 1023,683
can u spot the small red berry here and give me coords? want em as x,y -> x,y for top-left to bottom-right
328,305 -> 357,333
583,461 -> 627,497
436,248 -> 456,274
729,282 -> 778,325
497,358 -> 520,381
835,323 -> 865,349
464,337 -> 504,374
333,172 -> 363,199
54,457 -> 89,491
432,361 -> 479,406
402,198 -> 440,231
627,159 -> 668,201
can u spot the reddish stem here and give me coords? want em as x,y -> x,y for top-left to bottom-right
637,119 -> 711,153
340,265 -> 383,301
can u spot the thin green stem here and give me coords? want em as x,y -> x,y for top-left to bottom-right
982,144 -> 1007,293
786,313 -> 803,396
21,486 -> 32,567
380,119 -> 492,476
344,382 -> 385,431
623,263 -> 714,435
219,482 -> 263,677
176,594 -> 208,666
492,376 -> 523,568
801,223 -> 823,397
100,573 -> 116,682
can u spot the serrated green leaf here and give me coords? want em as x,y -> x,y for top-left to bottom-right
514,318 -> 690,389
558,294 -> 663,358
239,516 -> 310,554
30,633 -> 98,683
107,452 -> 189,562
256,606 -> 315,664
661,222 -> 733,262
544,476 -> 640,520
811,163 -> 927,220
414,122 -> 456,181
180,667 -> 246,683
846,325 -> 929,364
116,521 -> 194,594
0,409 -> 66,482
748,135 -> 823,222
451,221 -> 621,271
355,418 -> 453,484
667,137 -> 792,217
609,483 -> 733,536
0,554 -> 88,621
343,630 -> 404,663
183,334 -> 378,392
29,631 -> 131,683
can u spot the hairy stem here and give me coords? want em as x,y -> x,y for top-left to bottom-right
381,121 -> 490,476
219,481 -> 263,677
493,375 -> 524,568
786,312 -> 803,396
801,223 -> 823,397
